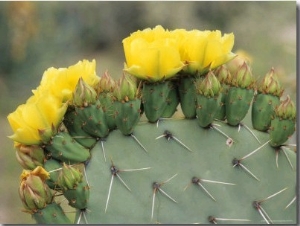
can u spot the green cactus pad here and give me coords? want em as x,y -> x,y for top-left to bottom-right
44,132 -> 90,164
98,92 -> 117,131
75,100 -> 110,138
161,81 -> 179,118
43,158 -> 62,190
114,99 -> 141,135
196,95 -> 221,127
269,117 -> 295,147
215,84 -> 230,121
63,182 -> 90,210
63,108 -> 98,148
33,203 -> 72,224
75,117 -> 296,224
178,76 -> 197,119
226,87 -> 254,126
252,93 -> 280,131
142,81 -> 172,122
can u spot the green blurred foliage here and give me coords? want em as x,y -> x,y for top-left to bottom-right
0,2 -> 296,223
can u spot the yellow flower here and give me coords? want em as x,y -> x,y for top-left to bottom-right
123,25 -> 185,82
7,93 -> 67,145
181,30 -> 236,75
33,59 -> 100,103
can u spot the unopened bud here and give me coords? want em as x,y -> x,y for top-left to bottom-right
96,71 -> 116,94
258,68 -> 284,97
276,95 -> 296,120
73,77 -> 97,107
226,50 -> 252,75
57,163 -> 83,191
114,74 -> 138,102
230,61 -> 255,89
214,65 -> 232,84
196,71 -> 221,98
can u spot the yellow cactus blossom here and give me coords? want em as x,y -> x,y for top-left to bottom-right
181,30 -> 236,75
33,59 -> 100,103
7,93 -> 67,145
123,26 -> 185,82
170,28 -> 189,61
125,25 -> 172,44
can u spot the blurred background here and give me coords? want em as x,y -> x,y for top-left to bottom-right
0,1 -> 296,224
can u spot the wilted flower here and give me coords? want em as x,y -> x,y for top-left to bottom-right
19,166 -> 52,212
15,143 -> 45,170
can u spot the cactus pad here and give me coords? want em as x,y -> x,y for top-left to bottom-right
77,115 -> 296,224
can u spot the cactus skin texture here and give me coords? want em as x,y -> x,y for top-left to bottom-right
74,100 -> 110,139
114,99 -> 141,136
226,87 -> 254,126
251,68 -> 283,132
269,96 -> 296,147
178,75 -> 197,119
142,81 -> 172,122
252,94 -> 280,131
43,158 -> 62,190
161,81 -> 180,118
98,92 -> 117,131
44,131 -> 90,164
33,203 -> 72,224
63,108 -> 97,149
76,113 -> 296,224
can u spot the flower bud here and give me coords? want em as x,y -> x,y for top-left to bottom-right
226,49 -> 252,75
214,65 -> 232,85
15,143 -> 45,170
73,77 -> 97,107
57,163 -> 83,191
196,71 -> 221,98
114,74 -> 138,102
19,166 -> 52,212
96,71 -> 116,94
230,61 -> 255,89
275,95 -> 296,120
258,67 -> 284,97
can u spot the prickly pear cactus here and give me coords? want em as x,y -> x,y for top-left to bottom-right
7,26 -> 296,224
80,116 -> 296,224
